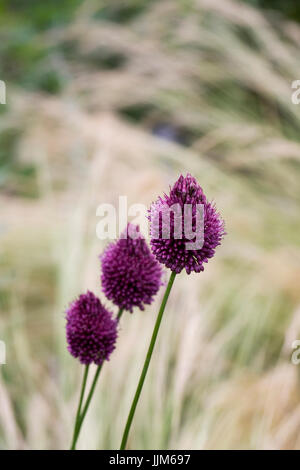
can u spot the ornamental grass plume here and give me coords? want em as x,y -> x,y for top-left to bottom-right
66,291 -> 118,450
120,174 -> 225,449
101,223 -> 163,312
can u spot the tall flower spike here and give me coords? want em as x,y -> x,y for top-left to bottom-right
101,224 -> 163,313
149,174 -> 225,274
120,176 -> 225,449
66,291 -> 117,365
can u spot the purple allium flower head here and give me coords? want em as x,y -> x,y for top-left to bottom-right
66,291 -> 117,365
149,174 -> 225,274
101,224 -> 163,313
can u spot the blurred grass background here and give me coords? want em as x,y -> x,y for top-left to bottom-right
1,0 -> 300,450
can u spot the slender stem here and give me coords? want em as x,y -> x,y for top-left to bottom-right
120,271 -> 176,450
70,308 -> 124,450
117,308 -> 124,321
70,365 -> 89,450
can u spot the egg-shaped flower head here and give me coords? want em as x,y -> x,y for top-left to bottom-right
101,224 -> 163,313
149,174 -> 225,274
66,291 -> 117,365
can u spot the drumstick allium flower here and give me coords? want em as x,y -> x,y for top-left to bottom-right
101,224 -> 163,312
66,291 -> 117,365
66,291 -> 118,450
120,174 -> 225,449
149,173 -> 225,274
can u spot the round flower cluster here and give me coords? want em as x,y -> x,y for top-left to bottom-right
66,291 -> 117,365
101,224 -> 163,312
149,174 -> 225,274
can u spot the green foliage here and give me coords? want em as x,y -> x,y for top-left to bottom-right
244,0 -> 300,22
0,0 -> 82,29
93,0 -> 153,23
0,126 -> 39,198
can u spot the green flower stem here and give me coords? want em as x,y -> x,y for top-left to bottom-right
70,308 -> 124,450
117,308 -> 124,321
120,271 -> 176,450
70,365 -> 89,450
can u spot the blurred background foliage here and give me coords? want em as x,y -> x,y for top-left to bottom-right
0,0 -> 300,450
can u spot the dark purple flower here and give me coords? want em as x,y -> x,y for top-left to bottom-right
101,224 -> 163,313
66,291 -> 117,365
149,174 -> 225,274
